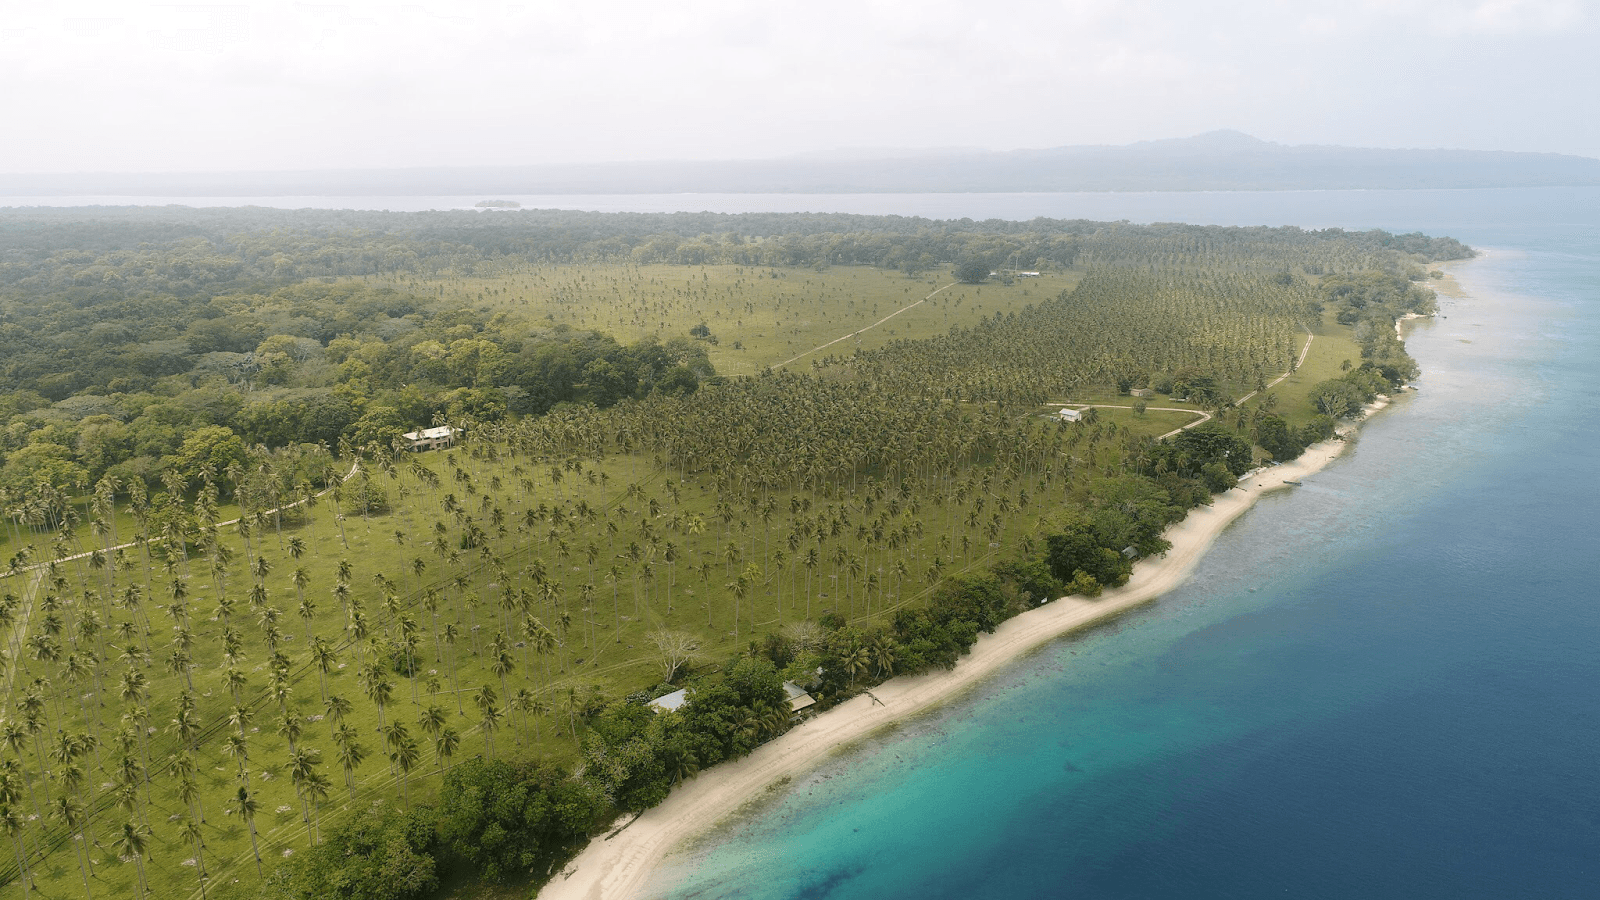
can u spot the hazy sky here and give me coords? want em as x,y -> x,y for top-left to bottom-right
2,0 -> 1596,173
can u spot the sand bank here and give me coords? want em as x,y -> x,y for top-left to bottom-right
539,411 -> 1384,900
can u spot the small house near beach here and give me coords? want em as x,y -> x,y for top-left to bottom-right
783,681 -> 817,714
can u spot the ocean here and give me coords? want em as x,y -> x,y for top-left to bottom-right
14,186 -> 1598,899
618,188 -> 1598,900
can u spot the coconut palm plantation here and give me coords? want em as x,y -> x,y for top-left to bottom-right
0,207 -> 1467,900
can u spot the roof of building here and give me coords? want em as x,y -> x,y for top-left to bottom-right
648,688 -> 689,712
782,680 -> 816,713
403,425 -> 459,442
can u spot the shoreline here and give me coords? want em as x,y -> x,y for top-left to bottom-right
540,403 -> 1389,900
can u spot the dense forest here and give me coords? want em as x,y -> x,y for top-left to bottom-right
0,206 -> 1467,900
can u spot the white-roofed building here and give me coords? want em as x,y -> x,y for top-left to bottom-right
648,688 -> 689,713
402,425 -> 459,451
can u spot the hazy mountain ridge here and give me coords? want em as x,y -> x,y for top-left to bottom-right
5,131 -> 1597,196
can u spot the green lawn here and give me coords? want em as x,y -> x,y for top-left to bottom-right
1257,308 -> 1365,427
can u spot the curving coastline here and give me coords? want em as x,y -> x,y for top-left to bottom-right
539,404 -> 1390,900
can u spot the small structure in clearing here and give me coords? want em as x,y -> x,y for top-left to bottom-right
402,425 -> 459,452
1056,408 -> 1084,423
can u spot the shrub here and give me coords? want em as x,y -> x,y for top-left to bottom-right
259,802 -> 437,900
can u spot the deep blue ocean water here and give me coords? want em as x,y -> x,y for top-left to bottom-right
627,188 -> 1600,900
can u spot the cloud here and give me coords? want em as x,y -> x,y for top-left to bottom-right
0,0 -> 1596,173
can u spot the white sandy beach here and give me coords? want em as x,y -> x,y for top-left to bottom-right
539,412 -> 1381,900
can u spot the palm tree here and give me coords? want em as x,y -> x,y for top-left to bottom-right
441,623 -> 463,712
727,571 -> 750,638
527,693 -> 551,743
474,685 -> 499,759
288,746 -> 322,827
296,593 -> 317,642
360,662 -> 394,731
802,547 -> 820,618
324,693 -> 352,726
0,803 -> 32,897
332,724 -> 366,798
508,688 -> 534,744
222,733 -> 251,787
180,814 -> 209,897
382,721 -> 410,776
52,794 -> 93,900
529,621 -> 557,682
278,712 -> 303,755
301,770 -> 332,843
113,820 -> 154,900
226,785 -> 263,875
417,705 -> 447,742
309,637 -> 338,702
171,755 -> 205,824
667,747 -> 700,786
869,633 -> 896,678
842,641 -> 872,687
434,726 -> 460,772
389,731 -> 421,807
489,635 -> 516,704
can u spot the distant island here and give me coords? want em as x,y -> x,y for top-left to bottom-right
4,132 -> 1597,196
474,199 -> 522,208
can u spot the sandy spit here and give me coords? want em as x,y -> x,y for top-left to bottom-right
539,410 -> 1384,900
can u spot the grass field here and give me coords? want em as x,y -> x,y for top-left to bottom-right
376,263 -> 1082,376
1257,308 -> 1365,428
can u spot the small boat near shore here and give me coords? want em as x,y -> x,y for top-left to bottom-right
1283,479 -> 1303,485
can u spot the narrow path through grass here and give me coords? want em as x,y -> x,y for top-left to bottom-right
774,281 -> 957,369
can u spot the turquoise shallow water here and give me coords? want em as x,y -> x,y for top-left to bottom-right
645,188 -> 1600,900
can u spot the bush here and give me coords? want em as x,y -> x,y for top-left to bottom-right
1066,570 -> 1103,598
1201,461 -> 1237,493
1043,523 -> 1131,588
954,256 -> 991,284
436,757 -> 605,882
259,802 -> 437,900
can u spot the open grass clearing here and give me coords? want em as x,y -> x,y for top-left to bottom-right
373,263 -> 1082,376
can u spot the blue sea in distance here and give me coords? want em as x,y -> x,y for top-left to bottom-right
623,188 -> 1600,900
14,186 -> 1599,898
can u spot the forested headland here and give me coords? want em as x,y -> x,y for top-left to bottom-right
0,206 -> 1469,900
